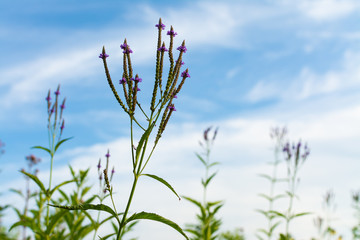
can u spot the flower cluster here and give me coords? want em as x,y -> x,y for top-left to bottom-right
46,85 -> 66,138
283,140 -> 310,166
99,18 -> 190,145
97,150 -> 115,194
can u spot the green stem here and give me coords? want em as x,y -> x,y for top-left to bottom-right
117,175 -> 139,240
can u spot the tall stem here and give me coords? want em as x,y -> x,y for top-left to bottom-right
117,175 -> 138,240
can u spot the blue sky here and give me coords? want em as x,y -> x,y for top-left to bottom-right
1,0 -> 360,239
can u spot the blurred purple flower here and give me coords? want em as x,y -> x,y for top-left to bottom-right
167,29 -> 177,37
158,46 -> 168,52
99,53 -> 109,59
181,70 -> 190,78
132,76 -> 142,83
177,45 -> 187,53
119,77 -> 126,84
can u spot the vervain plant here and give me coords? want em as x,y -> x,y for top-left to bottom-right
10,85 -> 75,240
312,189 -> 341,240
183,127 -> 223,240
52,166 -> 98,239
351,191 -> 360,239
90,150 -> 137,240
257,127 -> 288,240
273,139 -> 311,240
219,228 -> 245,240
0,140 -> 18,240
52,18 -> 191,240
10,154 -> 41,240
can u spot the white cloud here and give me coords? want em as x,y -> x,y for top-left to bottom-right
3,99 -> 360,239
287,0 -> 360,21
246,49 -> 360,102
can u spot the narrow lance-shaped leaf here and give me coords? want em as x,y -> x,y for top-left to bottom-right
32,145 -> 52,157
203,172 -> 217,188
195,153 -> 206,166
49,179 -> 76,197
142,173 -> 181,200
46,209 -> 68,234
20,170 -> 47,194
54,137 -> 73,153
125,211 -> 189,240
49,203 -> 120,225
135,125 -> 153,165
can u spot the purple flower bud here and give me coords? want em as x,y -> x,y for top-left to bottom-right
119,77 -> 127,84
177,45 -> 187,53
97,159 -> 101,170
181,70 -> 190,78
133,87 -> 141,92
46,90 -> 51,102
131,76 -> 142,83
54,86 -> 60,96
167,29 -> 177,37
176,60 -> 185,66
99,53 -> 109,59
158,46 -> 168,52
60,120 -> 65,131
120,43 -> 133,54
168,105 -> 176,111
105,150 -> 110,158
155,23 -> 165,30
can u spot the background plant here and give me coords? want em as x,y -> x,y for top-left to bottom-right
274,138 -> 311,240
312,189 -> 342,240
183,127 -> 223,240
9,85 -> 78,240
52,18 -> 190,240
257,127 -> 288,240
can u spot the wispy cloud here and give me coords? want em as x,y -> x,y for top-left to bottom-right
246,49 -> 360,102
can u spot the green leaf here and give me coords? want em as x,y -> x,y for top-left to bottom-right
9,188 -> 23,198
258,193 -> 272,201
203,172 -> 217,188
208,161 -> 220,168
258,173 -> 273,181
20,170 -> 47,194
32,145 -> 52,157
195,153 -> 206,166
268,210 -> 286,218
125,211 -> 189,240
142,173 -> 181,200
55,137 -> 73,153
49,203 -> 120,224
289,212 -> 312,220
46,209 -> 68,234
49,179 -> 76,197
135,125 -> 153,164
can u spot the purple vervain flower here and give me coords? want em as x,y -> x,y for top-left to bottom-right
99,53 -> 109,59
176,60 -> 185,66
50,105 -> 55,114
168,105 -> 176,111
60,99 -> 66,110
133,87 -> 141,91
158,46 -> 168,52
177,45 -> 187,53
97,159 -> 101,170
181,70 -> 190,78
120,43 -> 133,54
54,86 -> 60,96
167,29 -> 177,37
105,150 -> 110,158
60,120 -> 65,131
119,77 -> 127,84
46,90 -> 51,102
155,22 -> 165,30
132,76 -> 142,82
